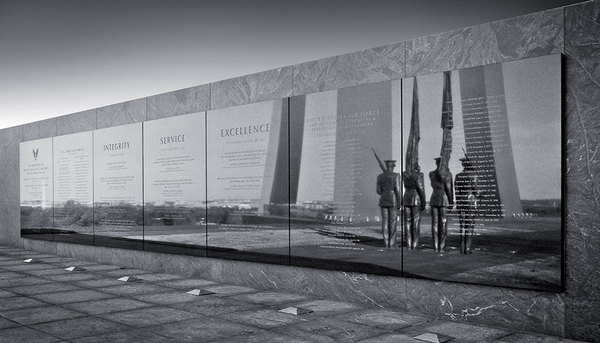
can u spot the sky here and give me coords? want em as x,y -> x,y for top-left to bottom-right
0,0 -> 584,129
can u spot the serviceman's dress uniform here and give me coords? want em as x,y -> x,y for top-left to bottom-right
429,168 -> 454,253
454,162 -> 480,254
377,163 -> 402,249
403,171 -> 426,250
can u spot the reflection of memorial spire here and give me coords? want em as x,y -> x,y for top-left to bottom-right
405,78 -> 420,179
439,71 -> 453,178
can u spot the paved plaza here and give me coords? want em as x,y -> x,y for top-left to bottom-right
0,245 -> 585,342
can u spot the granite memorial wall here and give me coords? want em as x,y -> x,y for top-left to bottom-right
18,53 -> 562,291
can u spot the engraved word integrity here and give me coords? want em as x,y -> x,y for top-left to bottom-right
103,141 -> 130,151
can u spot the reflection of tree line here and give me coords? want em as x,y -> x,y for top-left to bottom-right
20,206 -> 53,229
55,200 -> 93,227
95,203 -> 143,226
144,202 -> 205,226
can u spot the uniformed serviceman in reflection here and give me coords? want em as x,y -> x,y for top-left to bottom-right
454,155 -> 481,254
376,159 -> 402,248
403,162 -> 426,250
429,157 -> 454,253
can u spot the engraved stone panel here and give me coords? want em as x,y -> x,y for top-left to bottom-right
53,131 -> 94,245
93,123 -> 143,249
143,112 -> 206,256
20,137 -> 54,241
402,55 -> 562,291
206,99 -> 289,264
290,81 -> 403,275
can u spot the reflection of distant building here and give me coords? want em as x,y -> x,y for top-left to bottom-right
459,64 -> 523,218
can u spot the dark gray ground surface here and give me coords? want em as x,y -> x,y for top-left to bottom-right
0,245 -> 584,343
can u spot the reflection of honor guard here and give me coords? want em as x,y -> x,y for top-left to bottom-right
429,157 -> 454,253
455,157 -> 480,254
403,164 -> 426,250
376,160 -> 402,248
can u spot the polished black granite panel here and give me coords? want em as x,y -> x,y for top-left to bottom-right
206,99 -> 290,264
289,81 -> 403,275
143,113 -> 207,256
93,123 -> 144,250
53,131 -> 94,246
401,56 -> 562,291
20,137 -> 54,242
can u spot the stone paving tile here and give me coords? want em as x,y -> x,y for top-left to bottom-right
73,278 -> 125,288
2,263 -> 55,272
218,307 -> 314,329
0,260 -> 29,267
170,296 -> 260,316
31,316 -> 130,340
0,317 -> 19,329
355,332 -> 423,342
492,332 -> 584,342
0,289 -> 17,298
7,282 -> 81,296
131,290 -> 209,305
282,317 -> 387,342
132,273 -> 181,282
155,278 -> 217,290
231,290 -> 308,306
31,289 -> 114,304
23,268 -> 72,277
290,299 -> 364,316
212,329 -> 314,343
44,273 -> 98,282
98,306 -> 199,327
0,276 -> 52,288
71,329 -> 176,343
271,326 -> 337,343
0,296 -> 47,311
74,264 -> 121,272
333,308 -> 430,331
96,283 -> 171,296
37,257 -> 72,264
99,268 -> 149,277
0,326 -> 62,343
0,271 -> 25,280
0,244 -> 587,343
204,284 -> 257,296
63,297 -> 153,315
398,320 -> 511,343
0,305 -> 85,325
144,316 -> 259,342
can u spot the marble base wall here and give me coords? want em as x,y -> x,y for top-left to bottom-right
564,1 -> 600,342
1,1 -> 599,341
